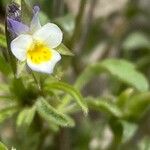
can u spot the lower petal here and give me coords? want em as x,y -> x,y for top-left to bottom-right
27,50 -> 61,74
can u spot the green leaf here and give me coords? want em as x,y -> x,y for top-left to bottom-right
10,78 -> 26,100
16,61 -> 26,78
0,105 -> 18,123
121,121 -> 137,143
0,56 -> 11,75
101,59 -> 149,92
48,122 -> 59,132
75,59 -> 149,92
17,106 -> 36,127
45,82 -> 88,114
0,141 -> 8,150
55,43 -> 74,56
123,32 -> 150,50
0,83 -> 9,92
138,136 -> 150,150
0,34 -> 7,48
86,97 -> 122,118
124,92 -> 150,120
75,63 -> 104,90
54,14 -> 75,36
36,97 -> 75,127
116,88 -> 134,109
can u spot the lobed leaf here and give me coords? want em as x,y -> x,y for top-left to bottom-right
36,97 -> 75,127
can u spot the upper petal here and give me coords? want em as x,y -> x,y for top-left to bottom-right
33,23 -> 63,48
7,18 -> 29,36
30,6 -> 41,33
27,50 -> 61,74
11,34 -> 33,61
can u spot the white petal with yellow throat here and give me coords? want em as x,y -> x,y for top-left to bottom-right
27,49 -> 61,74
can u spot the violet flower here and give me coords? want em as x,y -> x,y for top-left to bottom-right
7,5 -> 62,74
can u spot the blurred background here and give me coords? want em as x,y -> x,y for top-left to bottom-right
0,0 -> 150,150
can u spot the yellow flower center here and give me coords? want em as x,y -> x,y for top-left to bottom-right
27,41 -> 52,64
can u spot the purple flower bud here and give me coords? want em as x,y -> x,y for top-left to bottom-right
6,2 -> 30,39
33,6 -> 40,14
6,3 -> 41,39
6,2 -> 21,21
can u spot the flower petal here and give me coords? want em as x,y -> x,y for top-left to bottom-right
27,50 -> 61,74
30,6 -> 41,33
33,23 -> 63,48
11,34 -> 33,61
7,18 -> 29,35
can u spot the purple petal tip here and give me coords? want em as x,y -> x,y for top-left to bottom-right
33,6 -> 40,14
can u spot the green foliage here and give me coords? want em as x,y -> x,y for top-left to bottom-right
116,88 -> 134,109
87,97 -> 122,118
16,61 -> 26,78
21,0 -> 32,24
17,106 -> 36,127
121,121 -> 137,143
0,34 -> 7,48
101,59 -> 149,92
0,56 -> 11,75
36,97 -> 75,127
55,43 -> 74,56
76,59 -> 148,92
54,14 -> 75,36
0,105 -> 18,123
45,82 -> 88,114
124,92 -> 150,120
0,0 -> 149,149
123,32 -> 150,50
0,141 -> 8,150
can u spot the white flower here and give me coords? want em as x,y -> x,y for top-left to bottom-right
9,6 -> 62,74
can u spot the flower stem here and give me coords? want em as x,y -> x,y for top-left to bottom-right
31,71 -> 42,92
